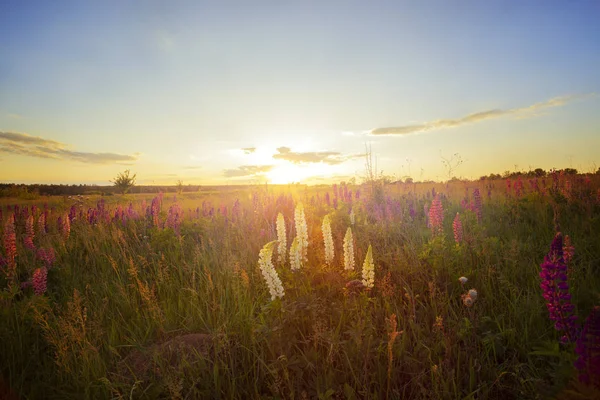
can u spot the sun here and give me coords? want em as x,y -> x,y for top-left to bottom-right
266,163 -> 331,184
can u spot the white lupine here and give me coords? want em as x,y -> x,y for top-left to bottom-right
258,241 -> 285,300
322,215 -> 334,265
468,289 -> 478,301
361,244 -> 375,289
343,227 -> 355,271
349,208 -> 355,225
276,213 -> 287,263
294,203 -> 308,262
289,236 -> 302,271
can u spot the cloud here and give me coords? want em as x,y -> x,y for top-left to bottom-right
223,165 -> 274,178
0,131 -> 139,164
273,147 -> 363,165
242,147 -> 256,154
181,165 -> 202,170
370,94 -> 594,136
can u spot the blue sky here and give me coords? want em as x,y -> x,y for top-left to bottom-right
1,1 -> 599,184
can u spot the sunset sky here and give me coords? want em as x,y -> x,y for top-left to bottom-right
1,1 -> 599,185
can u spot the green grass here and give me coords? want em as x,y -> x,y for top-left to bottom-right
1,179 -> 599,399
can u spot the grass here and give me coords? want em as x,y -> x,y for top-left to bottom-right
1,177 -> 599,399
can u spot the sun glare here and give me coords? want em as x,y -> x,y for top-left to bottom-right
267,163 -> 331,184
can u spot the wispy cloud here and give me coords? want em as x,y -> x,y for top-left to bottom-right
0,131 -> 139,164
273,147 -> 363,165
242,147 -> 256,154
370,94 -> 594,136
223,165 -> 274,178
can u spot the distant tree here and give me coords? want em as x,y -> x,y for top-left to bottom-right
562,168 -> 578,175
533,168 -> 546,177
111,170 -> 136,194
176,179 -> 184,194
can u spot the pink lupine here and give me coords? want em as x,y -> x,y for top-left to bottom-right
452,213 -> 463,244
37,247 -> 56,268
472,188 -> 482,223
428,195 -> 444,235
24,214 -> 36,250
32,267 -> 48,295
3,214 -> 17,279
562,234 -> 574,265
37,211 -> 46,235
61,213 -> 70,240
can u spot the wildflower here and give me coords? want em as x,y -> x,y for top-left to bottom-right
36,247 -> 56,268
473,188 -> 482,222
428,195 -> 444,235
463,296 -> 474,307
540,232 -> 579,343
289,237 -> 302,271
574,306 -> 600,388
294,203 -> 308,262
452,212 -> 463,244
563,235 -> 574,264
349,208 -> 355,225
258,241 -> 285,300
322,215 -> 334,266
468,289 -> 478,301
361,244 -> 375,289
32,267 -> 48,295
24,214 -> 35,250
61,213 -> 70,240
276,213 -> 287,263
343,227 -> 355,271
3,215 -> 17,280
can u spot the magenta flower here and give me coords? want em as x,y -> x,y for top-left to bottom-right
428,195 -> 444,235
472,188 -> 482,222
32,267 -> 48,295
574,306 -> 600,388
539,232 -> 579,343
452,213 -> 463,244
36,247 -> 56,268
3,214 -> 17,278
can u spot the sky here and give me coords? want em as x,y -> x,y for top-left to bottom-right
1,0 -> 599,185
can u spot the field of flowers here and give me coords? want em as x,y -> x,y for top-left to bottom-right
1,173 -> 599,399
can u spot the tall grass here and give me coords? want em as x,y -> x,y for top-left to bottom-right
0,176 -> 599,399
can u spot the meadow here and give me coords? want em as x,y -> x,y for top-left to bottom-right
1,173 -> 599,399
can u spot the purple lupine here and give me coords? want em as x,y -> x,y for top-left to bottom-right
539,232 -> 579,343
574,306 -> 600,388
325,192 -> 330,207
24,214 -> 35,251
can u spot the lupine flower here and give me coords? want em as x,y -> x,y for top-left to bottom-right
289,237 -> 302,271
343,227 -> 355,271
258,241 -> 285,300
472,188 -> 482,222
276,213 -> 287,263
32,267 -> 48,295
361,244 -> 375,289
349,208 -> 355,225
428,195 -> 444,235
3,215 -> 17,280
61,214 -> 70,240
322,215 -> 334,266
166,204 -> 182,234
540,232 -> 579,343
24,214 -> 35,250
563,235 -> 574,264
36,247 -> 56,268
458,276 -> 468,285
452,212 -> 463,244
294,203 -> 308,262
574,306 -> 600,388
